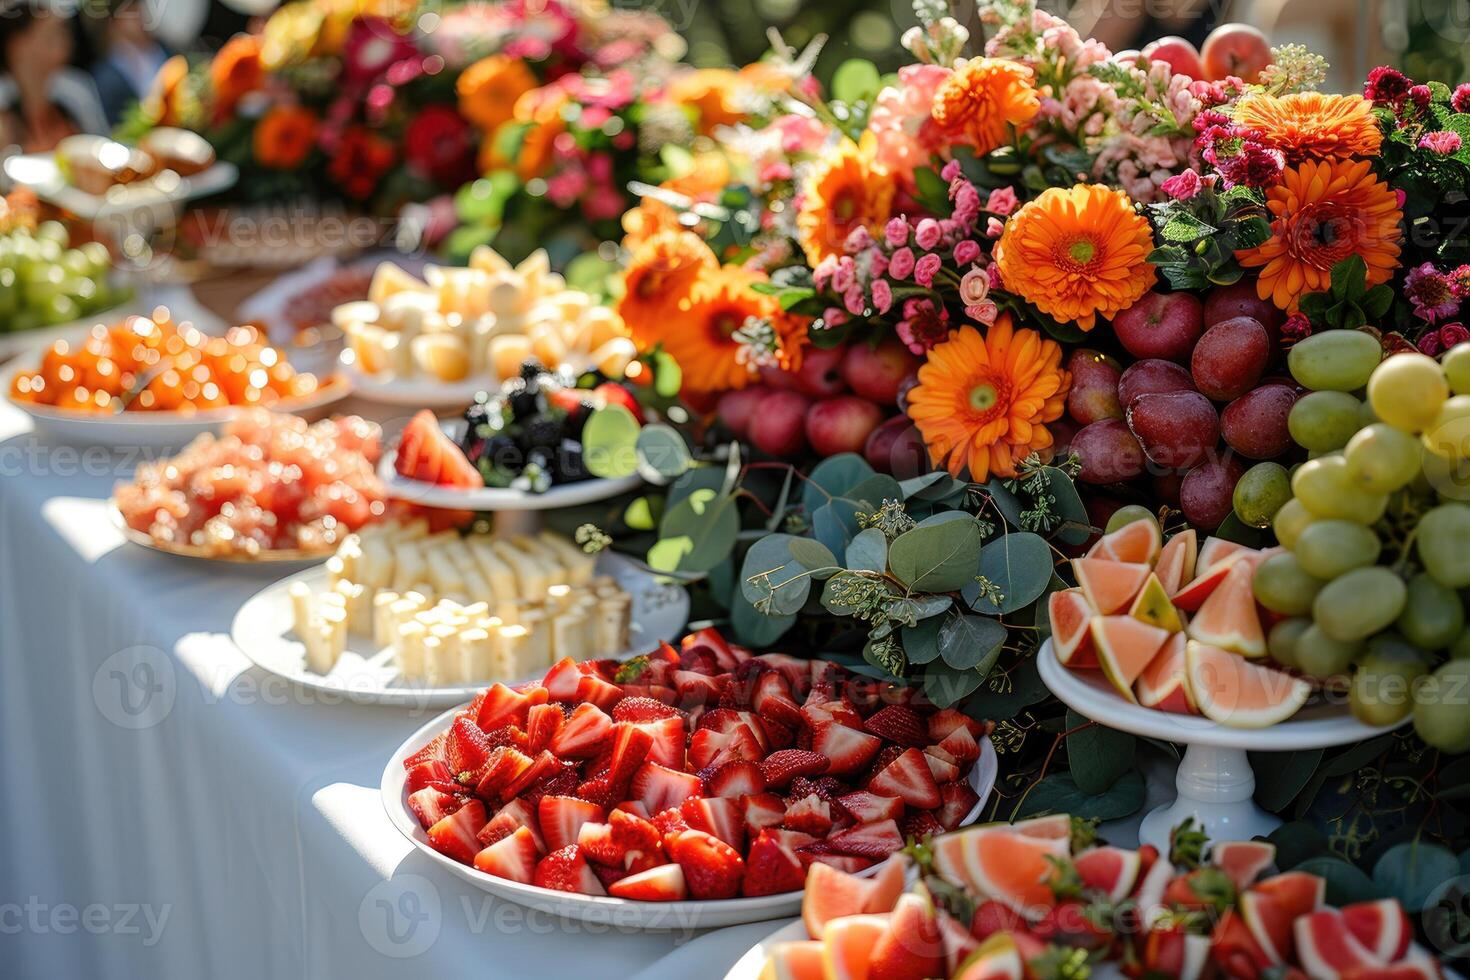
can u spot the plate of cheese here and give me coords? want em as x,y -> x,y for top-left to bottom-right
230,519 -> 690,707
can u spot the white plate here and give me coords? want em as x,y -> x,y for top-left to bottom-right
341,363 -> 494,408
381,706 -> 998,929
722,919 -> 805,979
234,551 -> 690,708
3,154 -> 238,220
6,375 -> 351,450
109,504 -> 331,569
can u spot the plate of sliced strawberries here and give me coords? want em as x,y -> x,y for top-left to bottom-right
381,629 -> 998,929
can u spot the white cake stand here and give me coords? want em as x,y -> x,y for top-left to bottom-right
1037,641 -> 1405,850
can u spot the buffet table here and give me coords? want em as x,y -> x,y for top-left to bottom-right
0,389 -> 776,979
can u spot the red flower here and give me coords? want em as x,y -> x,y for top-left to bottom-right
343,18 -> 417,85
1363,66 -> 1412,108
329,127 -> 396,200
404,106 -> 476,188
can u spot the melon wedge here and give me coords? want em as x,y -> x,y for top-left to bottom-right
1073,846 -> 1142,902
822,914 -> 892,980
1049,589 -> 1098,668
804,861 -> 891,938
1129,573 -> 1185,632
1293,910 -> 1387,979
1184,642 -> 1310,728
930,826 -> 1066,917
1156,529 -> 1198,595
1187,560 -> 1266,657
1087,519 -> 1161,564
952,934 -> 1025,980
1073,558 -> 1152,615
1093,616 -> 1171,702
1171,559 -> 1238,612
760,941 -> 827,980
1011,813 -> 1071,841
1197,536 -> 1249,570
1135,633 -> 1195,714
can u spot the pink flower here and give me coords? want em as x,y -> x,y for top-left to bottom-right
1364,66 -> 1413,108
831,257 -> 856,294
914,253 -> 942,287
895,298 -> 950,354
813,255 -> 839,291
866,64 -> 953,182
871,279 -> 893,314
1441,323 -> 1470,350
845,226 -> 874,253
1454,84 -> 1470,114
985,217 -> 1005,239
1405,263 -> 1461,323
985,187 -> 1020,216
959,268 -> 989,305
1161,169 -> 1203,201
953,239 -> 981,266
1420,331 -> 1446,357
844,286 -> 867,316
915,218 -> 942,251
940,159 -> 963,182
965,299 -> 999,325
1419,131 -> 1463,155
885,218 -> 910,248
822,307 -> 850,327
952,183 -> 981,225
889,247 -> 916,280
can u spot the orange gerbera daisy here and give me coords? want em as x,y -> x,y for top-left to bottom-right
795,135 -> 895,266
994,184 -> 1156,331
457,55 -> 537,135
210,35 -> 263,121
254,106 -> 318,169
617,230 -> 718,329
931,57 -> 1040,156
144,55 -> 190,127
1234,92 -> 1383,163
668,69 -> 746,134
1236,158 -> 1403,313
906,316 -> 1070,481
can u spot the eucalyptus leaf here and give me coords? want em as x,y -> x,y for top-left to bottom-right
1295,857 -> 1383,906
647,488 -> 739,574
982,479 -> 1024,528
1373,841 -> 1460,912
1016,770 -> 1145,822
634,424 -> 692,483
789,537 -> 838,572
922,663 -> 986,708
740,534 -> 813,616
1065,711 -> 1136,795
900,472 -> 950,499
965,656 -> 1049,716
1045,469 -> 1092,545
903,616 -> 944,664
846,527 -> 888,573
1265,821 -> 1329,870
652,350 -> 682,398
666,466 -> 726,511
937,613 -> 1007,671
802,454 -> 874,516
889,518 -> 983,592
731,588 -> 795,646
1251,748 -> 1323,812
813,497 -> 865,558
967,531 -> 1053,614
845,474 -> 903,509
582,404 -> 642,478
623,495 -> 661,532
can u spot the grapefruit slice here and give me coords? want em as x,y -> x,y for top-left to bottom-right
1012,813 -> 1072,841
1049,590 -> 1098,668
1156,529 -> 1198,595
1198,536 -> 1250,570
935,908 -> 980,976
1073,846 -> 1141,902
930,826 -> 1065,917
863,854 -> 908,913
869,893 -> 946,980
821,914 -> 892,980
1341,898 -> 1412,962
760,941 -> 826,980
1294,910 -> 1387,978
1073,558 -> 1152,614
1184,642 -> 1310,728
1186,560 -> 1266,657
1251,870 -> 1324,918
1093,616 -> 1171,702
803,862 -> 883,938
1171,559 -> 1239,612
1087,519 -> 1162,564
952,934 -> 1025,980
1239,890 -> 1295,964
1129,573 -> 1185,632
1213,907 -> 1274,976
1212,840 -> 1277,890
1145,929 -> 1211,980
1135,633 -> 1195,714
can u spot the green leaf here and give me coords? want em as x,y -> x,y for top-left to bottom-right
1043,469 -> 1091,545
1265,821 -> 1328,870
967,531 -> 1053,614
965,656 -> 1049,716
647,488 -> 739,574
937,613 -> 1007,671
889,518 -> 984,592
582,404 -> 641,478
911,166 -> 950,212
1017,770 -> 1145,822
802,454 -> 874,515
1250,748 -> 1323,812
731,588 -> 795,646
1066,711 -> 1136,795
1373,841 -> 1460,912
845,474 -> 903,510
813,497 -> 865,558
900,472 -> 950,498
903,616 -> 944,664
623,495 -> 662,531
789,537 -> 838,572
1296,857 -> 1383,907
634,424 -> 692,483
652,350 -> 682,398
740,534 -> 814,616
1160,211 -> 1217,242
666,466 -> 726,510
846,527 -> 888,573
832,59 -> 882,103
922,663 -> 986,708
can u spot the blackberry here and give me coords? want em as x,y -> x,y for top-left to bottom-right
519,360 -> 547,384
507,383 -> 544,420
482,434 -> 522,472
557,441 -> 590,482
524,417 -> 561,451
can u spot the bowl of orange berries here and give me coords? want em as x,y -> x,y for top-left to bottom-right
7,308 -> 350,448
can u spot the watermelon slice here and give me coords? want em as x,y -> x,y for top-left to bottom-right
1049,589 -> 1098,668
1187,560 -> 1266,657
930,825 -> 1066,917
1087,519 -> 1161,564
1156,529 -> 1198,595
1251,870 -> 1325,919
1135,633 -> 1195,714
395,410 -> 483,488
1093,616 -> 1171,702
1294,909 -> 1388,978
1171,559 -> 1238,612
1073,846 -> 1142,902
1184,642 -> 1310,728
1073,558 -> 1152,614
1341,898 -> 1412,963
1129,573 -> 1185,632
1211,840 -> 1278,890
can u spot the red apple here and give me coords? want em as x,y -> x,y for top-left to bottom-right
794,344 -> 848,398
716,386 -> 771,439
1065,349 -> 1124,424
841,340 -> 921,405
805,397 -> 883,457
1203,279 -> 1283,344
1110,290 -> 1204,362
864,415 -> 929,476
1141,36 -> 1204,80
1200,23 -> 1273,84
758,364 -> 802,390
749,390 -> 810,456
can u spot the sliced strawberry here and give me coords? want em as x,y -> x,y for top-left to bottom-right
801,699 -> 865,730
589,861 -> 636,891
688,724 -> 762,770
680,796 -> 744,850
537,794 -> 605,853
614,800 -> 651,819
756,716 -> 794,749
473,746 -> 534,800
740,792 -> 788,835
673,670 -> 726,706
768,828 -> 818,852
613,697 -> 680,723
869,747 -> 941,809
782,794 -> 834,836
755,652 -> 812,689
936,781 -> 979,831
651,806 -> 692,841
501,749 -> 558,800
525,704 -> 565,754
575,772 -> 620,809
836,791 -> 905,823
523,763 -> 578,809
493,797 -> 545,852
476,810 -> 520,848
578,809 -> 665,871
607,863 -> 688,901
604,723 -> 654,787
396,410 -> 482,488
426,799 -> 487,864
549,703 -> 613,758
682,627 -> 737,671
630,761 -> 702,815
743,829 -> 806,897
542,658 -> 582,700
632,716 -> 685,769
407,788 -> 463,829
900,810 -> 945,841
474,825 -> 540,882
927,707 -> 987,743
804,853 -> 876,874
576,673 -> 625,712
821,819 -> 904,859
704,760 -> 766,799
922,746 -> 961,784
759,749 -> 830,788
752,671 -> 804,729
666,829 -> 745,899
446,717 -> 495,777
811,722 -> 881,776
402,731 -> 448,770
863,703 -> 928,747
533,844 -> 606,895
937,724 -> 983,763
405,760 -> 457,794
475,682 -> 546,731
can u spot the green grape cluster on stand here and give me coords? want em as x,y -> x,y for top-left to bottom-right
1251,331 -> 1470,752
0,221 -> 128,334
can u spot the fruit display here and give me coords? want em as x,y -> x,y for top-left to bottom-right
760,815 -> 1440,979
113,409 -> 384,557
1259,341 -> 1470,749
281,264 -> 375,334
400,629 -> 990,900
9,311 -> 327,414
1050,516 -> 1314,728
288,519 -> 631,681
336,247 -> 636,385
0,191 -> 130,335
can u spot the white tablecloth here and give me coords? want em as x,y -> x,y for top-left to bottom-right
0,315 -> 781,977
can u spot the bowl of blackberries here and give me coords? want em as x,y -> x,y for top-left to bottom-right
458,362 -> 642,494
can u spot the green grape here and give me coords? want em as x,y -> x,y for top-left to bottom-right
1422,395 -> 1470,460
1233,462 -> 1291,527
1416,504 -> 1470,587
1312,567 -> 1408,642
1344,423 -> 1421,493
1450,627 -> 1470,660
1359,398 -> 1380,427
1288,391 -> 1363,453
1419,448 -> 1470,503
1444,344 -> 1470,396
35,220 -> 69,247
1287,330 -> 1382,391
1268,618 -> 1311,668
1368,352 -> 1449,433
39,295 -> 79,326
1413,659 -> 1470,752
79,241 -> 110,277
1294,624 -> 1359,679
1252,552 -> 1324,615
1106,505 -> 1157,535
35,238 -> 61,264
1396,573 -> 1465,650
60,249 -> 90,278
1291,456 -> 1388,524
1351,635 -> 1428,726
0,268 -> 16,318
1272,498 -> 1313,550
1293,519 -> 1381,579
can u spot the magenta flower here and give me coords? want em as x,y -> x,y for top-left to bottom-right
889,247 -> 916,280
914,253 -> 942,287
1454,84 -> 1470,113
1441,323 -> 1470,350
884,218 -> 909,248
1405,263 -> 1461,323
984,187 -> 1019,216
1364,66 -> 1413,108
1161,169 -> 1203,201
1420,131 -> 1462,155
895,298 -> 950,354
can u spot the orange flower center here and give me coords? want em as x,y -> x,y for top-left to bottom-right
709,306 -> 745,339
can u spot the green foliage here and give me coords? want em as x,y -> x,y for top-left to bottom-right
1297,256 -> 1394,331
1145,185 -> 1271,289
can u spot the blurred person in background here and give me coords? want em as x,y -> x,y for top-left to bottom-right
0,0 -> 107,152
88,0 -> 172,126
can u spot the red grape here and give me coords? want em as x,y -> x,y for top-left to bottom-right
1191,316 -> 1270,401
1126,390 -> 1220,468
1117,359 -> 1194,408
1071,419 -> 1146,484
1220,384 -> 1297,459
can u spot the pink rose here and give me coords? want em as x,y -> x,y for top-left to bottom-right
885,218 -> 910,248
871,279 -> 893,314
985,187 -> 1020,216
914,253 -> 942,287
889,247 -> 916,280
953,239 -> 981,266
844,286 -> 867,316
1160,169 -> 1203,200
966,299 -> 999,325
915,218 -> 943,251
959,268 -> 989,305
